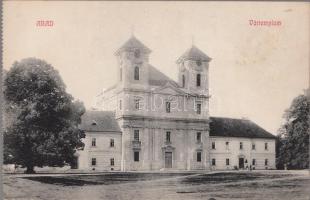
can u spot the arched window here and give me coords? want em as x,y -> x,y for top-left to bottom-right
120,67 -> 122,81
196,74 -> 201,87
134,66 -> 139,80
182,74 -> 185,88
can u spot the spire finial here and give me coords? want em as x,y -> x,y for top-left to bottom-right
191,35 -> 195,46
131,25 -> 135,37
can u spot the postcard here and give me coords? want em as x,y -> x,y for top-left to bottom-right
2,1 -> 309,200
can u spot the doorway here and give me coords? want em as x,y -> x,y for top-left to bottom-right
239,157 -> 244,169
165,152 -> 172,168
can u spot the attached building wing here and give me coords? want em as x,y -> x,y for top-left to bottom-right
209,117 -> 276,139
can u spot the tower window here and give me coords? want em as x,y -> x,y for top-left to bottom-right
226,158 -> 230,166
196,132 -> 201,143
134,130 -> 139,141
110,158 -> 115,166
166,102 -> 171,113
252,159 -> 256,165
166,131 -> 171,143
182,74 -> 185,88
120,67 -> 122,81
240,142 -> 243,150
196,103 -> 201,114
265,142 -> 268,150
134,66 -> 139,80
110,139 -> 115,147
91,138 -> 96,147
226,142 -> 229,150
252,143 -> 256,150
134,151 -> 140,162
265,159 -> 268,166
197,152 -> 202,162
196,74 -> 201,87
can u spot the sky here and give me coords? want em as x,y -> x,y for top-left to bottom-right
3,1 -> 309,134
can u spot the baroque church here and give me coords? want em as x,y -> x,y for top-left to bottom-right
77,36 -> 276,171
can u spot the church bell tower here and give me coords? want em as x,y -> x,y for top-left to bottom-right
176,45 -> 211,95
115,35 -> 151,90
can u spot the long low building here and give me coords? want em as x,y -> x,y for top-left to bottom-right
76,35 -> 276,171
209,117 -> 276,170
77,111 -> 276,171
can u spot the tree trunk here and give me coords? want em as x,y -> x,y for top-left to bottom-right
24,165 -> 35,174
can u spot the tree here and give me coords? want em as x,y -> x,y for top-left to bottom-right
276,94 -> 310,169
3,58 -> 85,173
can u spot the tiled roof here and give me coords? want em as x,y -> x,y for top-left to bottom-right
177,45 -> 211,63
209,117 -> 276,139
115,36 -> 151,55
148,65 -> 179,87
80,112 -> 275,139
80,111 -> 121,133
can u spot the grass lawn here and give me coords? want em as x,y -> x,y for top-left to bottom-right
3,170 -> 309,200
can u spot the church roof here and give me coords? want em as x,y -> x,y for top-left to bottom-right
80,111 -> 121,133
80,111 -> 275,139
177,45 -> 211,63
148,65 -> 179,87
115,36 -> 151,55
209,117 -> 276,139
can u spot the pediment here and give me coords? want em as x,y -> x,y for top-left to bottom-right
152,82 -> 185,95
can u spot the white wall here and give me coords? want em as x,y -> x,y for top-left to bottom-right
209,137 -> 276,170
78,132 -> 122,171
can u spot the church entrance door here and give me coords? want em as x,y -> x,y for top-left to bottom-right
239,158 -> 244,169
165,152 -> 172,168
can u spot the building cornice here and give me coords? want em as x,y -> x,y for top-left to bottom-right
117,114 -> 209,123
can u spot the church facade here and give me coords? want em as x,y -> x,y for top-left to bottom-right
77,36 -> 276,171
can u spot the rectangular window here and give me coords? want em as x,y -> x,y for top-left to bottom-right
119,100 -> 122,110
91,138 -> 96,147
110,139 -> 115,147
134,151 -> 139,162
134,130 -> 139,141
265,159 -> 268,166
197,152 -> 202,162
265,143 -> 268,150
252,143 -> 256,150
134,66 -> 139,80
226,141 -> 229,150
240,142 -> 243,150
134,98 -> 140,110
196,74 -> 201,87
91,158 -> 96,166
110,158 -> 115,166
196,132 -> 201,143
166,131 -> 171,143
196,103 -> 201,114
212,158 -> 216,166
166,102 -> 171,113
212,141 -> 216,149
226,158 -> 230,166
182,74 -> 185,88
120,67 -> 122,81
252,159 -> 256,166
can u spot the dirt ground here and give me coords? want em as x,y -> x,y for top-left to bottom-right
3,170 -> 310,200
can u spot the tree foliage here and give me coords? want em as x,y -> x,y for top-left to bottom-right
276,94 -> 310,169
3,58 -> 85,173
